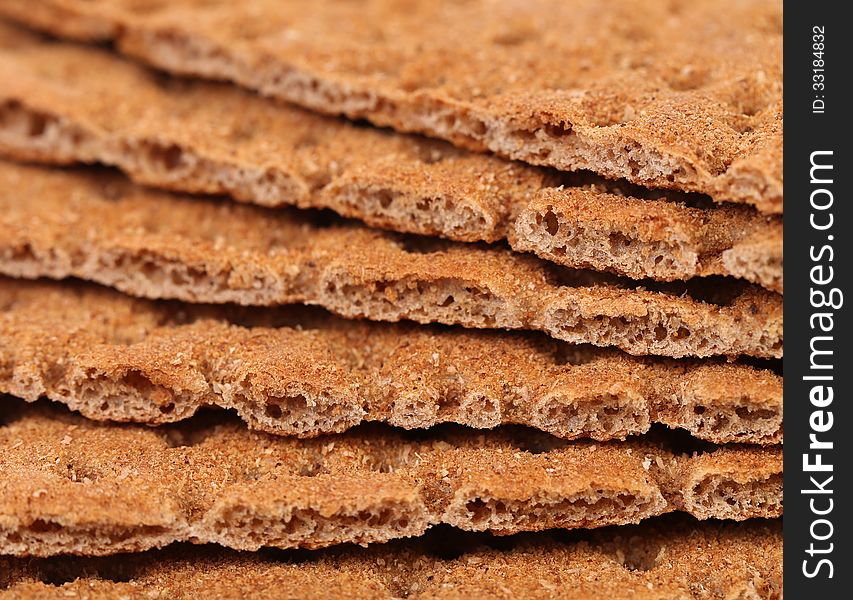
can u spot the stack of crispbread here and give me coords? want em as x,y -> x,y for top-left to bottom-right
0,1 -> 782,598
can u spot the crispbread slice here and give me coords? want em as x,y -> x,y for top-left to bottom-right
0,518 -> 783,599
0,22 -> 783,291
0,162 -> 782,359
0,278 -> 783,444
0,0 -> 783,213
0,400 -> 781,556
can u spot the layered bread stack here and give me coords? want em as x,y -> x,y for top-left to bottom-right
0,1 -> 782,597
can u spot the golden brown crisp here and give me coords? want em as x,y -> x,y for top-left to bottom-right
0,22 -> 782,290
0,518 -> 782,599
0,0 -> 783,212
0,162 -> 783,359
0,278 -> 783,444
0,400 -> 782,556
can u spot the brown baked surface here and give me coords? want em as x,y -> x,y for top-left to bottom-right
0,22 -> 782,291
0,518 -> 783,599
0,278 -> 783,444
0,161 -> 783,359
0,399 -> 781,556
0,0 -> 783,212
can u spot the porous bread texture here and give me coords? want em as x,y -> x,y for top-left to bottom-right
0,0 -> 783,213
0,278 -> 783,444
0,400 -> 782,557
0,162 -> 783,359
0,518 -> 783,599
510,190 -> 782,292
0,23 -> 783,291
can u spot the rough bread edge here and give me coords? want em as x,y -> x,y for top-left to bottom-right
0,2 -> 782,213
0,401 -> 782,557
0,75 -> 781,291
685,473 -> 784,520
0,466 -> 776,557
0,246 -> 784,359
0,160 -> 783,358
0,517 -> 783,600
4,362 -> 784,445
1,278 -> 783,444
509,192 -> 782,292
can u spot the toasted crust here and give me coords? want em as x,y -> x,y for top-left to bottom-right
0,278 -> 783,444
0,24 -> 782,291
0,22 -> 783,291
0,400 -> 782,556
0,518 -> 783,599
0,162 -> 783,358
0,0 -> 783,212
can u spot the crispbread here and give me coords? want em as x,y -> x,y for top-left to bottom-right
0,0 -> 783,212
0,162 -> 783,359
0,518 -> 783,599
0,23 -> 783,291
0,278 -> 783,444
0,399 -> 781,556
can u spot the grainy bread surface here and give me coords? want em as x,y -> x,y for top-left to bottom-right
0,23 -> 783,290
0,518 -> 783,599
0,162 -> 783,359
0,0 -> 783,212
0,278 -> 783,444
0,400 -> 782,556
